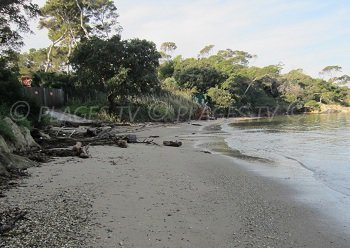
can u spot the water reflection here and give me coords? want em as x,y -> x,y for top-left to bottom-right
226,113 -> 350,196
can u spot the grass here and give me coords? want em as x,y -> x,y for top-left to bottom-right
65,99 -> 106,120
64,92 -> 199,123
122,92 -> 200,122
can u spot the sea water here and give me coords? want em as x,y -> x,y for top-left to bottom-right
223,113 -> 350,231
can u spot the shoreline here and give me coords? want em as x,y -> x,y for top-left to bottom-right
216,116 -> 350,232
1,121 -> 349,247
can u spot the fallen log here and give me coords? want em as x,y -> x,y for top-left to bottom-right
41,148 -> 76,157
40,142 -> 90,159
163,141 -> 182,147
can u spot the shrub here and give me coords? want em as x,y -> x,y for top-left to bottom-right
111,93 -> 199,123
305,100 -> 321,112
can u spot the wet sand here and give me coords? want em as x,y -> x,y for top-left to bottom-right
1,121 -> 349,247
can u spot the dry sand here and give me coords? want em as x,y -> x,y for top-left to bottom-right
1,121 -> 349,247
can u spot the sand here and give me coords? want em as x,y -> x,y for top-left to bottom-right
1,121 -> 349,247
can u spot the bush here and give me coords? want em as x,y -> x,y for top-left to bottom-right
65,99 -> 107,120
305,100 -> 321,112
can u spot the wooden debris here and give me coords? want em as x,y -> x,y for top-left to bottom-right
39,142 -> 90,159
163,141 -> 182,147
116,140 -> 128,148
201,150 -> 212,154
86,128 -> 98,137
72,142 -> 83,155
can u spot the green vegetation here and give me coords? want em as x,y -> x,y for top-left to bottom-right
0,119 -> 15,141
1,0 -> 349,126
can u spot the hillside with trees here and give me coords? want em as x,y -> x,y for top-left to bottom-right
1,0 -> 350,127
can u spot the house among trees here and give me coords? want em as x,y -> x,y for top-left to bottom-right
21,75 -> 32,87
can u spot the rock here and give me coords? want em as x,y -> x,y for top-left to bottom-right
116,140 -> 128,148
163,141 -> 182,147
126,134 -> 137,143
20,126 -> 40,150
3,117 -> 40,152
0,136 -> 10,154
0,149 -> 37,176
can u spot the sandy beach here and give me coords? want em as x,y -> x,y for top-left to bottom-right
1,121 -> 349,247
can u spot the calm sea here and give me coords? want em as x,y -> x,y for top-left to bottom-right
225,114 -> 350,196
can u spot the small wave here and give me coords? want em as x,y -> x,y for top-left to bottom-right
282,155 -> 315,173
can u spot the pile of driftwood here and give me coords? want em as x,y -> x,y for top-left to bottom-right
26,126 -> 174,161
163,141 -> 182,147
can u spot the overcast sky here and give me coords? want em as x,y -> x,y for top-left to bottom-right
23,0 -> 350,77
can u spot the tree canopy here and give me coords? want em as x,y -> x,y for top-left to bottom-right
39,0 -> 121,71
0,0 -> 39,51
70,35 -> 161,95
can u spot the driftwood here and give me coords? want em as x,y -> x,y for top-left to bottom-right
30,127 -> 166,162
163,141 -> 182,147
40,142 -> 90,159
116,140 -> 128,148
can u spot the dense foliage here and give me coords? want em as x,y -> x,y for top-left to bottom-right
0,0 -> 38,51
158,48 -> 350,116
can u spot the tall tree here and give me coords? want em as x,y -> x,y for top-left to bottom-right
216,49 -> 256,66
87,0 -> 122,38
0,0 -> 39,51
70,35 -> 161,95
198,44 -> 214,58
320,65 -> 342,80
39,0 -> 121,72
160,42 -> 177,62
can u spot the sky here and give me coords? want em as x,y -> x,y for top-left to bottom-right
23,0 -> 350,77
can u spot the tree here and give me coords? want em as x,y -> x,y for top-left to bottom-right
122,38 -> 161,95
216,49 -> 256,66
88,0 -> 122,38
198,45 -> 214,58
320,65 -> 342,80
160,42 -> 177,62
70,35 -> 161,98
207,86 -> 233,108
333,74 -> 350,85
70,35 -> 124,90
0,0 -> 39,51
39,0 -> 121,72
174,66 -> 227,93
